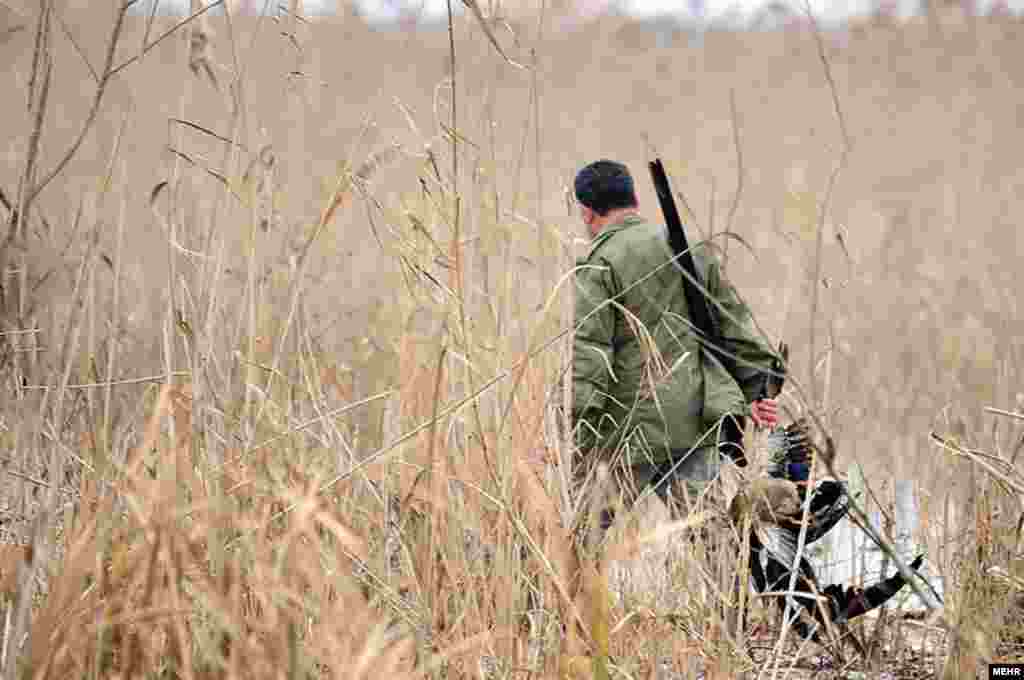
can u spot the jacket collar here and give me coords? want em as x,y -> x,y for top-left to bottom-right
608,213 -> 644,230
588,214 -> 644,252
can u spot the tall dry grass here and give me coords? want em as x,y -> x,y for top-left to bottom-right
0,1 -> 1022,678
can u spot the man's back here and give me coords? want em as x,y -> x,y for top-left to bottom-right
573,213 -> 775,464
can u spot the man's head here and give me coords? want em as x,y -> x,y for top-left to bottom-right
574,159 -> 639,237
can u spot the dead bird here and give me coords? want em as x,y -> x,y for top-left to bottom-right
730,420 -> 928,644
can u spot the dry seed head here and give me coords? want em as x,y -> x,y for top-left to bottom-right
0,544 -> 30,600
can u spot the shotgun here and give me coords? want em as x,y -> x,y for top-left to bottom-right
648,158 -> 724,366
648,158 -> 786,463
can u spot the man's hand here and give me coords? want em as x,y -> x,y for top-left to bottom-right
750,398 -> 779,428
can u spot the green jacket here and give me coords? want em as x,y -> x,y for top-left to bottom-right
573,214 -> 779,464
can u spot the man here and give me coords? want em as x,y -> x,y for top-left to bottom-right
571,158 -> 781,549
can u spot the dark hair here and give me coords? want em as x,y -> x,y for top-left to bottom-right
574,159 -> 638,216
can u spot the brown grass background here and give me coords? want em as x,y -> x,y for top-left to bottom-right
4,4 -> 1019,469
1,2 -> 1023,676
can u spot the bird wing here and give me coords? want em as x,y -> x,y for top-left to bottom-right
756,521 -> 799,576
805,479 -> 850,543
831,554 -> 927,622
764,418 -> 813,479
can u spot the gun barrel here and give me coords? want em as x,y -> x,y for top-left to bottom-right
648,159 -> 718,347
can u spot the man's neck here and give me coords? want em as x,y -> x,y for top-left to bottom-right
592,207 -> 640,236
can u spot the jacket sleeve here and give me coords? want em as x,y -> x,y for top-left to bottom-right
707,260 -> 781,404
572,257 -> 618,454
